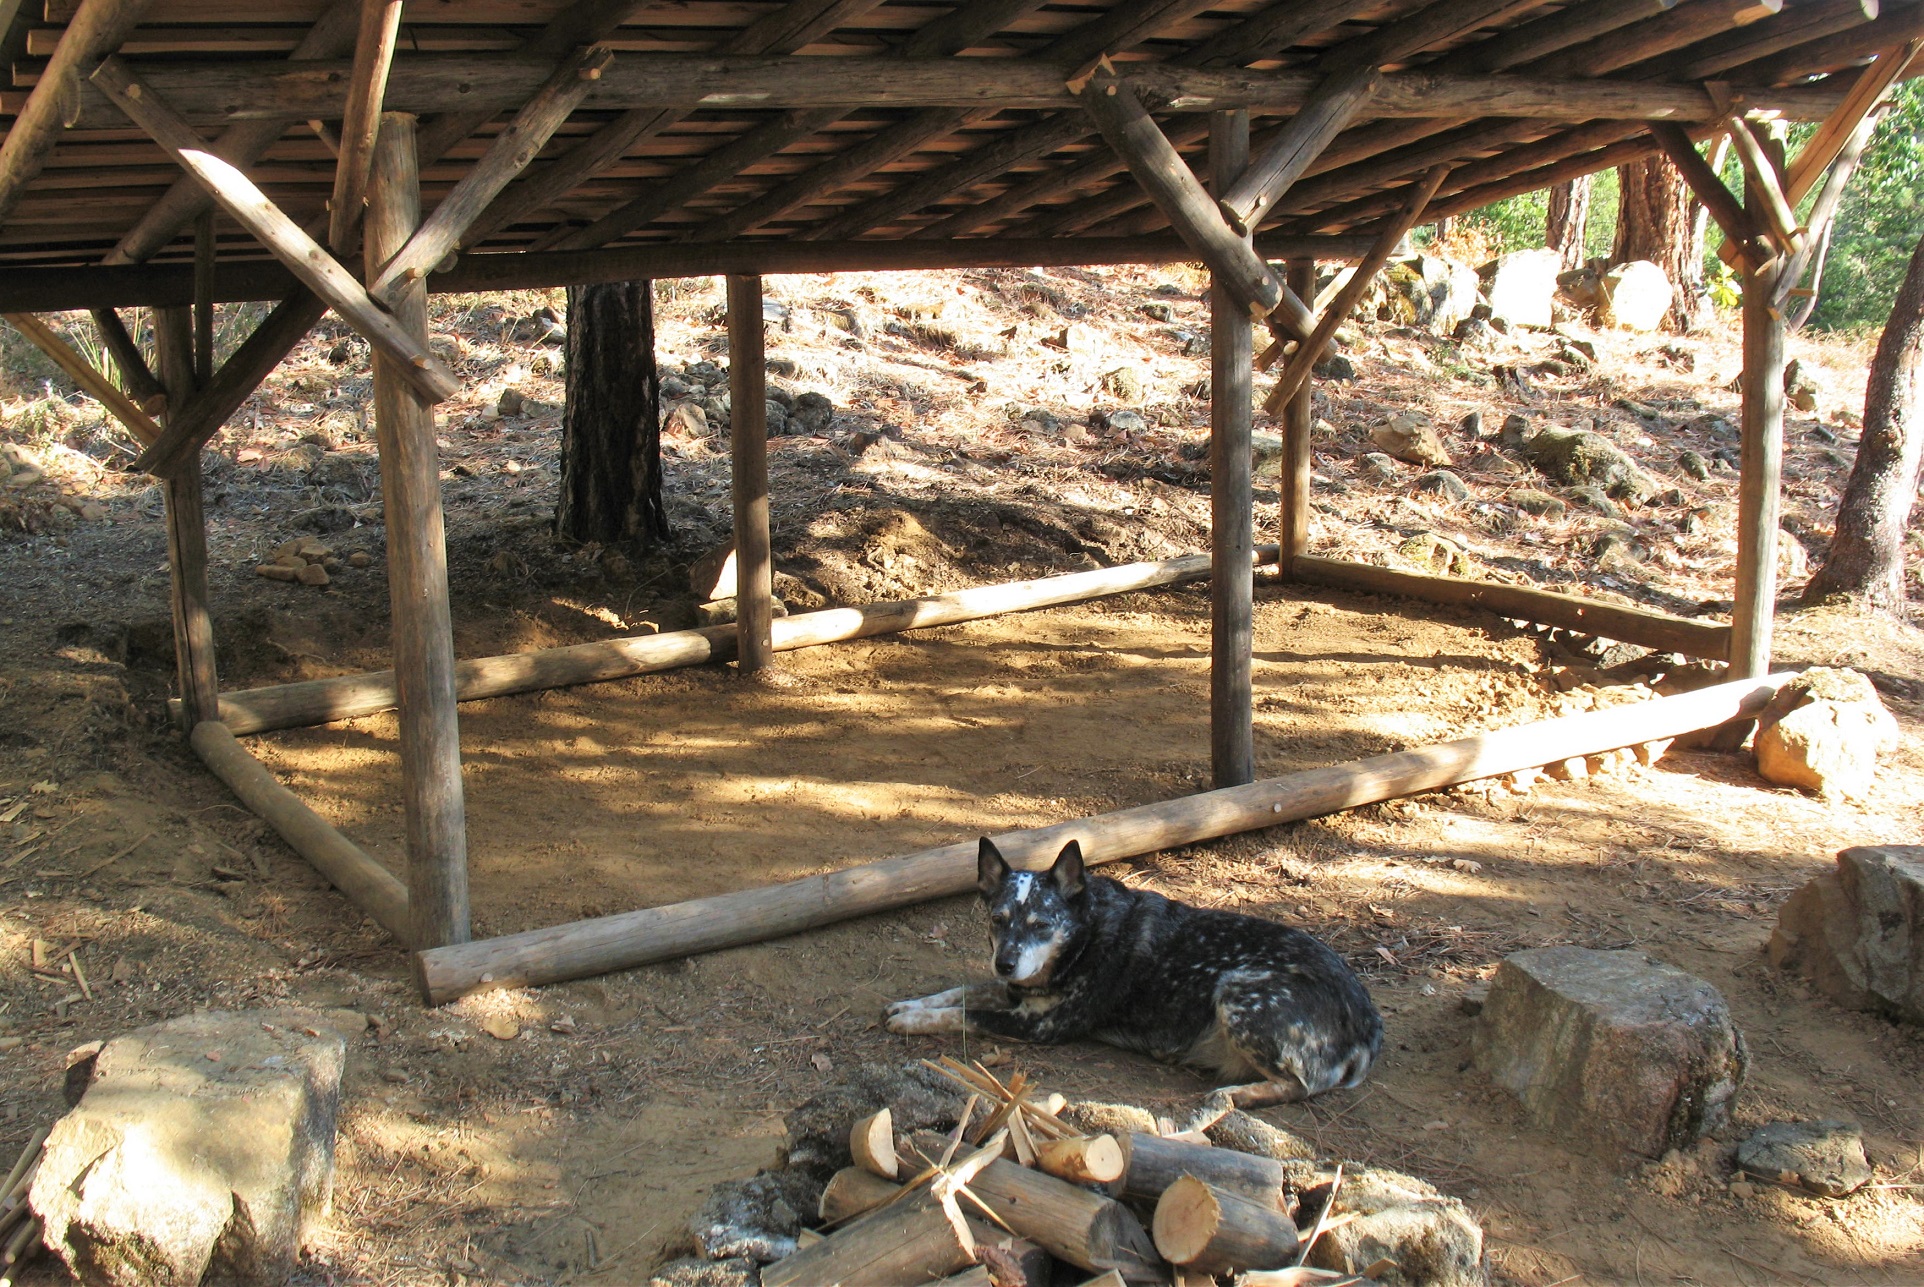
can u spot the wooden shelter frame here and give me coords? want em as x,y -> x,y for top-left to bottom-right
0,0 -> 1916,1004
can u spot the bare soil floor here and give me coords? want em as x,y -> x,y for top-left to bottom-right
1,263 -> 1922,1286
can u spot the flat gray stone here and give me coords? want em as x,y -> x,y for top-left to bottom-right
1770,845 -> 1924,1023
1736,1121 -> 1873,1197
31,1008 -> 352,1287
1472,948 -> 1747,1158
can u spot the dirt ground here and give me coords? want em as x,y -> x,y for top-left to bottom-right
2,262 -> 1922,1286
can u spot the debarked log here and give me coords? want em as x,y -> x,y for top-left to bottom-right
1153,1174 -> 1301,1275
761,1191 -> 974,1287
961,1157 -> 1164,1282
185,548 -> 1283,734
411,672 -> 1796,1004
1119,1132 -> 1289,1208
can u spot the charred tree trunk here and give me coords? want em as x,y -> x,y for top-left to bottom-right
1803,232 -> 1924,610
1612,155 -> 1704,331
557,280 -> 668,547
1545,174 -> 1591,271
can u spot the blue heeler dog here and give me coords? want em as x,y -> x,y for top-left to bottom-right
886,838 -> 1382,1122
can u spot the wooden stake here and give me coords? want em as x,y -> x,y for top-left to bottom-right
1154,1174 -> 1301,1275
411,671 -> 1795,1003
850,1107 -> 899,1181
88,56 -> 462,405
727,274 -> 774,674
1209,108 -> 1255,790
1036,1135 -> 1126,1185
1279,259 -> 1315,568
366,112 -> 471,950
193,721 -> 411,941
328,0 -> 405,253
1120,1132 -> 1289,1207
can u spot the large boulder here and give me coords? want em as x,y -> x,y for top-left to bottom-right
1483,249 -> 1562,328
1600,261 -> 1672,331
1753,667 -> 1899,800
1521,426 -> 1656,500
1769,845 -> 1924,1024
1404,254 -> 1482,335
30,1009 -> 351,1286
1299,1164 -> 1486,1287
1472,948 -> 1747,1159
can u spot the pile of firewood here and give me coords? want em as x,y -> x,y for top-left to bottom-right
758,1058 -> 1391,1287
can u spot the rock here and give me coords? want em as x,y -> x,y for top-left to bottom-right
1784,358 -> 1820,402
763,400 -> 790,435
1678,450 -> 1709,481
254,564 -> 298,582
1769,845 -> 1924,1023
664,402 -> 709,438
1568,485 -> 1622,518
1522,426 -> 1656,500
1202,1111 -> 1316,1161
690,541 -> 738,600
1048,323 -> 1096,353
1735,1121 -> 1873,1197
31,1009 -> 350,1287
295,562 -> 330,586
647,1257 -> 760,1287
1403,254 -> 1482,334
766,356 -> 801,378
1314,353 -> 1356,381
1101,366 -> 1145,403
1361,452 -> 1400,483
1396,532 -> 1471,577
1498,413 -> 1534,450
1300,1164 -> 1486,1287
1105,408 -> 1147,434
1414,469 -> 1470,502
659,374 -> 694,399
1139,301 -> 1177,323
1754,667 -> 1899,800
1251,432 -> 1285,478
1471,947 -> 1747,1158
1484,248 -> 1562,328
1453,316 -> 1500,349
1777,528 -> 1809,582
1511,489 -> 1566,519
496,387 -> 525,418
1371,412 -> 1452,467
1600,261 -> 1672,332
1458,410 -> 1483,438
347,551 -> 372,569
788,391 -> 834,435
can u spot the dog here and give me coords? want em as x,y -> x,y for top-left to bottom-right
886,837 -> 1382,1118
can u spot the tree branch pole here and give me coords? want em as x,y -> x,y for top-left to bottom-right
412,672 -> 1797,1003
1279,259 -> 1316,567
154,306 -> 221,727
366,111 -> 472,950
727,274 -> 775,673
1209,108 -> 1254,790
327,0 -> 404,253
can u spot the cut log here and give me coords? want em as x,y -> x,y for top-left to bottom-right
191,721 -> 410,942
1036,1134 -> 1126,1185
849,1108 -> 899,1181
412,671 -> 1797,1003
327,0 -> 404,252
818,1167 -> 902,1224
187,548 -> 1283,734
964,1157 -> 1164,1282
1119,1132 -> 1288,1208
762,1193 -> 975,1287
1154,1174 -> 1302,1275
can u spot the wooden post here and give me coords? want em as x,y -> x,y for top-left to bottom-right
365,112 -> 471,952
154,306 -> 220,727
727,274 -> 774,674
329,0 -> 405,252
1280,258 -> 1316,568
1731,256 -> 1787,679
1209,109 -> 1254,790
193,208 -> 216,384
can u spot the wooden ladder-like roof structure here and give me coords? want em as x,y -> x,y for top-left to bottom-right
0,0 -> 1918,308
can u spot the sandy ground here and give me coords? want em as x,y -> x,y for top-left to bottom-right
1,263 -> 1921,1286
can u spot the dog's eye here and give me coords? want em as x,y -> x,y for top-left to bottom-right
990,911 -> 1009,927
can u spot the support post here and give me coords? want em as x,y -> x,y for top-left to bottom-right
366,111 -> 471,952
1209,110 -> 1254,790
1731,257 -> 1787,679
154,307 -> 220,726
193,208 -> 216,385
728,274 -> 775,674
1280,259 -> 1316,568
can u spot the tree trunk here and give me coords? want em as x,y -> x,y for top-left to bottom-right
1612,155 -> 1705,331
1545,174 -> 1590,271
557,280 -> 668,547
1803,232 -> 1924,610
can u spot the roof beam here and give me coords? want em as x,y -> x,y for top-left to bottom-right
90,55 -> 460,404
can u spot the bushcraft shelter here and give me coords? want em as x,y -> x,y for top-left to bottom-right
0,0 -> 1916,1004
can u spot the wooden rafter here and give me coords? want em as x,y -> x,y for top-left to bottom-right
91,55 -> 460,405
1218,67 -> 1379,236
1649,121 -> 1767,268
1,311 -> 165,445
1261,166 -> 1450,416
326,0 -> 404,253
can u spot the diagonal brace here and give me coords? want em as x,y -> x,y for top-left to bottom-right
1262,166 -> 1450,417
90,56 -> 461,405
1648,121 -> 1767,271
1217,65 -> 1379,236
1079,71 -> 1312,341
3,312 -> 165,446
371,44 -> 614,299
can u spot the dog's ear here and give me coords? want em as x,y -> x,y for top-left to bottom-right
1051,840 -> 1086,898
977,837 -> 1009,897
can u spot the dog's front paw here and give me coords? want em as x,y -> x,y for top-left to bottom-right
887,1005 -> 966,1036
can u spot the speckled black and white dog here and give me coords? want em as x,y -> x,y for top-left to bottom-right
887,838 -> 1382,1116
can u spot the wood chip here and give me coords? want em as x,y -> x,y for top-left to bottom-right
481,1014 -> 520,1040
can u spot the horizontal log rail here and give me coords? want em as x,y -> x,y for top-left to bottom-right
192,719 -> 411,942
0,232 -> 1376,312
180,547 -> 1287,735
45,54 -> 1849,128
1290,556 -> 1732,660
411,672 -> 1795,1002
